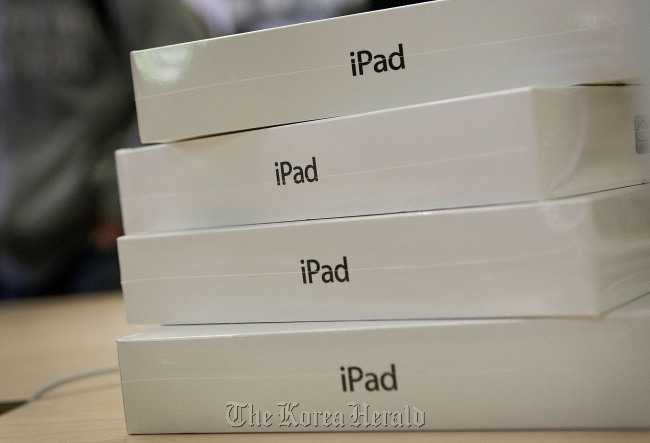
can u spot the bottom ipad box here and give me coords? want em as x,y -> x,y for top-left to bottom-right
118,293 -> 650,434
119,183 -> 650,324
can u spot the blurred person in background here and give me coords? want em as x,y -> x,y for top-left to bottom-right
0,0 -> 420,299
186,0 -> 424,35
0,0 -> 208,298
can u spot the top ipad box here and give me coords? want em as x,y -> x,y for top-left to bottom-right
131,0 -> 639,143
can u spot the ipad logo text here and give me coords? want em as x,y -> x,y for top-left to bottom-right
275,157 -> 318,185
340,364 -> 397,392
225,402 -> 425,429
350,43 -> 405,76
300,256 -> 349,284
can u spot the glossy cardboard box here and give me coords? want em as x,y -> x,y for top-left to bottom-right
131,0 -> 639,142
119,184 -> 650,324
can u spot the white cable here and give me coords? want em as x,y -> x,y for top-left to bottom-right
28,365 -> 119,402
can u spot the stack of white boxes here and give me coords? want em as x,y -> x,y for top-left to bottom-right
115,0 -> 650,434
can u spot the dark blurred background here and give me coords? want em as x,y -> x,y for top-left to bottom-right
0,0 -> 426,299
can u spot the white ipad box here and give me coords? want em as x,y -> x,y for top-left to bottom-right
117,292 -> 650,434
117,85 -> 650,235
131,0 -> 639,143
118,183 -> 650,325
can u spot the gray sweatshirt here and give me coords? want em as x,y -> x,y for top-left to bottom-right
0,0 -> 207,291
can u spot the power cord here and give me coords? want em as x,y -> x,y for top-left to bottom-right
28,365 -> 119,402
